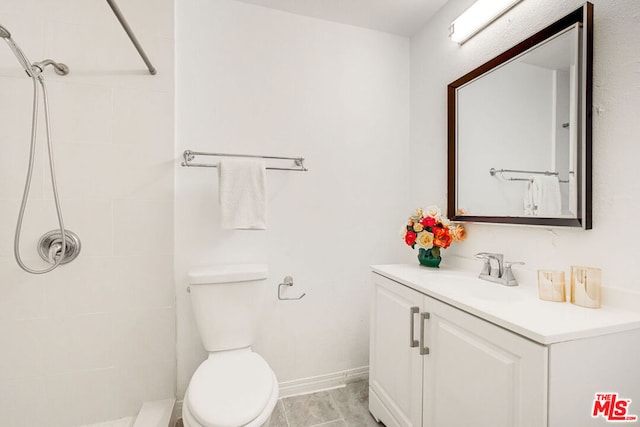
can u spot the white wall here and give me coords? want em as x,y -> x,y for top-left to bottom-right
411,0 -> 640,291
0,0 -> 175,425
554,70 -> 571,215
457,62 -> 553,216
175,0 -> 411,397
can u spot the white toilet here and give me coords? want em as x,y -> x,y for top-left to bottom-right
182,264 -> 279,427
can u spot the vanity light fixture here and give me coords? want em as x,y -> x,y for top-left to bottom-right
449,0 -> 522,44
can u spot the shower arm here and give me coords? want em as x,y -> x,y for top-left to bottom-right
105,0 -> 157,75
33,59 -> 69,76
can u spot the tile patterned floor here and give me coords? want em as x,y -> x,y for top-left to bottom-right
177,380 -> 382,427
270,380 -> 381,427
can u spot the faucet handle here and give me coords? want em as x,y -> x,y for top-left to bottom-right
502,261 -> 524,286
474,253 -> 492,276
504,261 -> 525,268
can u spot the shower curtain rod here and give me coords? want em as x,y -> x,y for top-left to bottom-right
105,0 -> 156,75
181,150 -> 308,171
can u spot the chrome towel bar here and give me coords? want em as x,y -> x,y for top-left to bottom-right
490,168 -> 569,183
181,150 -> 308,171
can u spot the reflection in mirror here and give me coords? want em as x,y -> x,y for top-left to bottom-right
457,25 -> 579,218
448,3 -> 592,229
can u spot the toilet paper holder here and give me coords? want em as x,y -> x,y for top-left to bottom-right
278,276 -> 306,300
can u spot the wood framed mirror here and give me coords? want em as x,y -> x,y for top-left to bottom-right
447,3 -> 593,229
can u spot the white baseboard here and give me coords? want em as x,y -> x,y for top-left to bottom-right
175,366 -> 370,422
278,366 -> 369,398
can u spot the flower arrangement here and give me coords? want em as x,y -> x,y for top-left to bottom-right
403,206 -> 466,267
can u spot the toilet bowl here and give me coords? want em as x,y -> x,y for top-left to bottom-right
183,265 -> 278,427
183,350 -> 279,427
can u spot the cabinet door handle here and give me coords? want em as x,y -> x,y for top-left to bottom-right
409,306 -> 419,348
419,312 -> 430,355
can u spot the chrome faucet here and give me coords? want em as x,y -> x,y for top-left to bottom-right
475,252 -> 523,286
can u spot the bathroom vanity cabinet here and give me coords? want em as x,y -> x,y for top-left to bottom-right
369,265 -> 640,427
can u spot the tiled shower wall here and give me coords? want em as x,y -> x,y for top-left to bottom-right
0,0 -> 175,425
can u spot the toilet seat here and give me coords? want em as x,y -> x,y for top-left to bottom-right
184,350 -> 278,427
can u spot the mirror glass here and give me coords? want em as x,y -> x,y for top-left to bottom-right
448,4 -> 592,228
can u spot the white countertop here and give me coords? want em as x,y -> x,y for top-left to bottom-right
372,263 -> 640,345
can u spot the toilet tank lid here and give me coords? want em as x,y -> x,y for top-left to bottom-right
188,264 -> 268,285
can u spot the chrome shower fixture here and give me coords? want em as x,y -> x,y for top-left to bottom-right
32,59 -> 69,76
1,25 -> 35,77
18,58 -> 70,78
1,23 -> 79,274
0,24 -> 69,78
0,25 -> 11,38
38,230 -> 82,265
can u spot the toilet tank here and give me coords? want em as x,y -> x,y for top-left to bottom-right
188,264 -> 268,352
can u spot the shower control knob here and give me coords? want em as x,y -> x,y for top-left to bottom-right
37,230 -> 81,265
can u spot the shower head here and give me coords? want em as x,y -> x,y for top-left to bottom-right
0,25 -> 36,77
0,25 -> 11,38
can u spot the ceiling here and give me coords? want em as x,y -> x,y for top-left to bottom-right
233,0 -> 450,37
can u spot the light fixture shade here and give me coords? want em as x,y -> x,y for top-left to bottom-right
449,0 -> 522,44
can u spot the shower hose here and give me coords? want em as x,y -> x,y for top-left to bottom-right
14,72 -> 67,274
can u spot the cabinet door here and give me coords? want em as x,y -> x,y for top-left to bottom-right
422,296 -> 548,427
370,273 -> 424,427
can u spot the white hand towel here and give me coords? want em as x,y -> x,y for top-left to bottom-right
218,159 -> 267,230
532,175 -> 561,216
524,178 -> 535,216
568,174 -> 577,215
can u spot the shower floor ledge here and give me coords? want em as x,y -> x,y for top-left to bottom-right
134,398 -> 177,427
